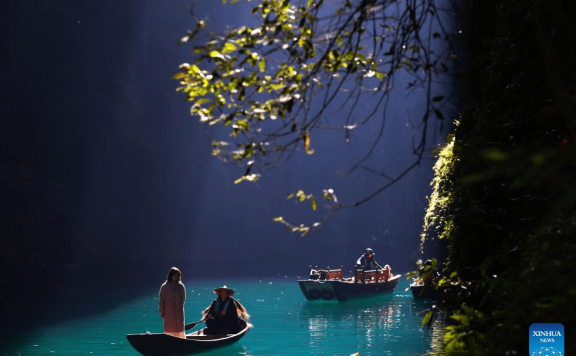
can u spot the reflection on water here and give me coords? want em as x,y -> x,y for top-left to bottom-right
300,290 -> 439,356
410,299 -> 447,356
308,316 -> 329,337
428,310 -> 447,356
3,277 -> 445,355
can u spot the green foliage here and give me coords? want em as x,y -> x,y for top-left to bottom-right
421,134 -> 456,248
233,173 -> 260,184
176,0 -> 387,165
175,0 -> 459,233
272,216 -> 315,236
419,0 -> 576,354
274,188 -> 339,235
443,305 -> 487,355
421,310 -> 434,328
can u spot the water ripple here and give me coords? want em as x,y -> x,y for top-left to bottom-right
3,277 -> 443,355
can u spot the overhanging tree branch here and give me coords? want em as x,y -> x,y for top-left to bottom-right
175,0 -> 463,234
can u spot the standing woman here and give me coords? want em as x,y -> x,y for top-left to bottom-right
159,267 -> 186,338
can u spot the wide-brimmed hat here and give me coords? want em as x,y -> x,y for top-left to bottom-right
213,285 -> 235,296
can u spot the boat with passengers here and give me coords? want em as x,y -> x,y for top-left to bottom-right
297,264 -> 400,302
127,318 -> 252,356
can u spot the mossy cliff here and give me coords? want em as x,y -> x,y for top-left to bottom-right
422,0 -> 576,354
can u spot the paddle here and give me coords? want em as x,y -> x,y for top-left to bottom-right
185,318 -> 206,330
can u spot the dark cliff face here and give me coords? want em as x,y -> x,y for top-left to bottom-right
0,0 -> 197,268
426,0 -> 576,354
0,0 -> 443,288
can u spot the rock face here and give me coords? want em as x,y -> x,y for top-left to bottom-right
0,0 -> 198,268
422,0 -> 576,354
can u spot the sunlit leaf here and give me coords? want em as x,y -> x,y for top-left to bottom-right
222,42 -> 237,54
303,130 -> 314,154
209,51 -> 225,59
259,58 -> 266,72
172,72 -> 186,80
234,173 -> 260,184
421,311 -> 433,327
193,98 -> 211,106
405,270 -> 418,280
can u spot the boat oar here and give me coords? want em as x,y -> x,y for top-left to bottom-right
185,318 -> 206,330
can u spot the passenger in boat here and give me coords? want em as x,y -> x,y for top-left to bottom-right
309,265 -> 320,280
202,285 -> 250,335
356,248 -> 383,270
159,267 -> 186,338
418,260 -> 439,284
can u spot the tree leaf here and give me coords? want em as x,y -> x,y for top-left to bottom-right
222,42 -> 237,54
172,72 -> 186,80
193,98 -> 211,106
209,51 -> 225,59
421,311 -> 433,327
259,58 -> 266,72
311,197 -> 317,211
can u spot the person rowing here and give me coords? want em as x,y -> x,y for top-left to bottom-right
201,285 -> 250,335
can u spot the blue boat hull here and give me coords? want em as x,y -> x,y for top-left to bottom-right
298,275 -> 400,302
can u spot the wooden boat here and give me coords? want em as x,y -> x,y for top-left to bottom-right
126,319 -> 252,356
298,265 -> 400,302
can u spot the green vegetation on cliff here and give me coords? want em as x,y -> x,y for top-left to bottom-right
422,0 -> 576,354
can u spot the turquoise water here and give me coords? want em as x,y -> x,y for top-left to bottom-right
2,278 -> 444,355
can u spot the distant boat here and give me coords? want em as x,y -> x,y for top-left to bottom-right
410,282 -> 439,299
126,319 -> 252,356
298,265 -> 400,302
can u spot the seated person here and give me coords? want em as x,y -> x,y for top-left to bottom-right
309,266 -> 319,280
418,259 -> 440,284
202,285 -> 249,335
356,248 -> 383,270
